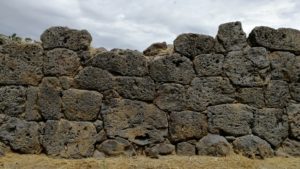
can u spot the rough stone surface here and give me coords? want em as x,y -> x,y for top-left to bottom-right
41,26 -> 92,51
174,33 -> 215,59
89,49 -> 148,76
233,135 -> 274,159
277,138 -> 300,156
196,134 -> 232,156
193,54 -> 224,76
96,137 -> 136,157
24,87 -> 41,121
147,143 -> 175,155
62,89 -> 103,121
176,142 -> 195,156
102,99 -> 168,146
265,80 -> 290,108
236,88 -> 265,108
249,26 -> 300,53
149,53 -> 195,84
75,66 -> 115,91
143,42 -> 168,56
217,21 -> 247,51
286,104 -> 300,140
41,119 -> 97,158
224,47 -> 270,87
169,111 -> 207,142
208,104 -> 254,136
115,76 -> 155,101
290,83 -> 300,101
0,86 -> 26,117
0,43 -> 43,85
253,108 -> 289,147
44,48 -> 80,76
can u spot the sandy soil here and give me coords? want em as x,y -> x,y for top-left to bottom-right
0,153 -> 299,169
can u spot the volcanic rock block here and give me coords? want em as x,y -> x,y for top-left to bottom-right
169,111 -> 207,142
174,33 -> 215,59
249,26 -> 300,53
101,99 -> 168,146
89,49 -> 148,76
74,66 -> 115,91
224,47 -> 270,87
196,134 -> 232,156
0,86 -> 26,117
40,26 -> 92,51
236,88 -> 265,108
96,137 -> 136,157
62,89 -> 103,121
292,56 -> 300,82
265,80 -> 290,108
176,142 -> 195,156
233,135 -> 274,159
115,76 -> 155,101
143,42 -> 168,56
290,84 -> 300,102
24,87 -> 42,121
208,104 -> 254,136
44,48 -> 80,76
253,108 -> 289,147
41,119 -> 97,158
277,138 -> 300,156
216,21 -> 248,51
146,143 -> 175,156
193,54 -> 224,76
286,104 -> 300,140
149,53 -> 195,84
38,77 -> 62,120
0,42 -> 43,85
0,116 -> 42,154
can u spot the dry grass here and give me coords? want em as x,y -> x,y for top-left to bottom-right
0,153 -> 299,169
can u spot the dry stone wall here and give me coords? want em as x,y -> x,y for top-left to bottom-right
0,21 -> 299,159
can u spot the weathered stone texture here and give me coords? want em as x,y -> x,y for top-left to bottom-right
196,134 -> 232,156
236,88 -> 265,108
265,80 -> 290,108
176,142 -> 195,156
193,54 -> 224,76
96,137 -> 136,157
277,139 -> 300,156
0,86 -> 26,117
286,104 -> 300,140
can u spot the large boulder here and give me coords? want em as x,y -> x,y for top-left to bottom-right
41,119 -> 97,158
233,135 -> 274,159
62,89 -> 103,121
174,33 -> 215,59
0,116 -> 42,154
196,134 -> 232,157
236,88 -> 265,108
277,138 -> 300,156
96,137 -> 136,157
0,86 -> 26,117
44,48 -> 80,76
24,87 -> 42,121
145,143 -> 175,156
265,80 -> 290,108
208,104 -> 254,136
253,108 -> 289,147
40,26 -> 92,51
149,53 -> 195,84
286,104 -> 300,140
224,47 -> 270,87
115,76 -> 155,101
0,43 -> 43,85
290,83 -> 300,102
193,54 -> 224,76
249,26 -> 300,53
176,142 -> 196,156
101,99 -> 168,146
169,111 -> 207,142
216,21 -> 248,51
89,49 -> 148,76
143,42 -> 170,56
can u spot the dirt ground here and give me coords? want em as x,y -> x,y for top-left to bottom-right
0,153 -> 299,169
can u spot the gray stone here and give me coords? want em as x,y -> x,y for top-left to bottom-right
208,104 -> 254,136
217,21 -> 247,51
89,49 -> 148,76
143,42 -> 168,56
253,108 -> 289,147
224,47 -> 270,87
196,134 -> 232,157
287,104 -> 300,140
236,88 -> 265,108
62,89 -> 103,121
249,26 -> 300,53
149,53 -> 195,84
291,56 -> 300,82
169,111 -> 207,142
193,54 -> 224,76
102,99 -> 168,146
41,119 -> 97,158
0,43 -> 43,85
290,83 -> 300,102
265,80 -> 290,108
40,26 -> 92,51
44,48 -> 80,76
24,87 -> 42,121
233,135 -> 274,159
93,150 -> 105,159
96,137 -> 135,157
38,77 -> 62,120
59,76 -> 76,90
74,66 -> 115,91
115,76 -> 155,101
0,86 -> 26,117
176,142 -> 195,156
277,138 -> 300,156
148,143 -> 175,155
0,116 -> 42,154
174,33 -> 215,59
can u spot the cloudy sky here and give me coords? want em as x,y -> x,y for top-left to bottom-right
0,0 -> 299,51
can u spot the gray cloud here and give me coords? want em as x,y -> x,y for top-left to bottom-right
0,0 -> 299,51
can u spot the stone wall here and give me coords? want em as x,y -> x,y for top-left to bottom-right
0,21 -> 299,159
